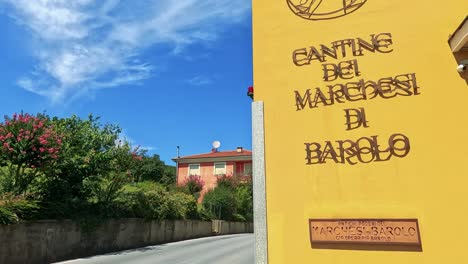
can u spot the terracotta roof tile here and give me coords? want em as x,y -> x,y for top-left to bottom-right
178,150 -> 252,159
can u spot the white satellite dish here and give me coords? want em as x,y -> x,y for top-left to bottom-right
212,140 -> 221,149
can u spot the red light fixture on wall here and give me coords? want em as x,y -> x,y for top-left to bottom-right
247,86 -> 254,100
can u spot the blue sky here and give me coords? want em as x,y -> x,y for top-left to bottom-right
0,0 -> 253,165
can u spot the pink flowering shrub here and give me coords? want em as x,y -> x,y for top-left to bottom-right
0,113 -> 62,194
216,174 -> 238,189
131,146 -> 143,161
182,175 -> 205,194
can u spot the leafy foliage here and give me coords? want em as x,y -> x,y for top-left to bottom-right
181,175 -> 205,194
202,176 -> 253,221
0,113 -> 62,195
41,115 -> 123,203
0,207 -> 18,225
197,205 -> 213,221
116,182 -> 198,220
234,180 -> 253,221
216,174 -> 238,189
2,198 -> 40,220
161,165 -> 176,185
132,154 -> 163,182
202,186 -> 237,220
0,112 -> 250,225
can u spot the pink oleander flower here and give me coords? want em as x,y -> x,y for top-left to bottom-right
183,175 -> 205,193
1,113 -> 62,169
132,154 -> 143,161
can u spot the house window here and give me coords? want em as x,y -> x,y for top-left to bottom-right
214,162 -> 226,175
244,163 -> 252,175
188,164 -> 200,176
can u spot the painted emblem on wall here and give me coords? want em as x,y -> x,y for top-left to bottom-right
287,0 -> 367,21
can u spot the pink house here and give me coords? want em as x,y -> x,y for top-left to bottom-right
172,147 -> 252,202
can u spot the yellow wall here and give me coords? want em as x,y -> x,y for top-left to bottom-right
252,1 -> 468,263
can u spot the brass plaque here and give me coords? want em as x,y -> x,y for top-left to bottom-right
309,219 -> 421,245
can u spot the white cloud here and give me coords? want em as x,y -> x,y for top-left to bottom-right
186,76 -> 214,86
1,0 -> 250,103
117,131 -> 157,152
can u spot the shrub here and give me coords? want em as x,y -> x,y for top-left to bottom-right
0,207 -> 18,225
216,174 -> 238,189
116,182 -> 198,220
202,186 -> 237,220
4,199 -> 40,220
181,175 -> 204,194
234,181 -> 254,222
116,183 -> 165,219
164,192 -> 198,220
202,177 -> 253,222
232,213 -> 246,222
197,205 -> 212,221
84,172 -> 128,207
0,194 -> 40,221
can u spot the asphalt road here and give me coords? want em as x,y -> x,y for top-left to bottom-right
55,234 -> 254,264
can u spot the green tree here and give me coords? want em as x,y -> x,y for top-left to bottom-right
161,165 -> 176,185
133,154 -> 164,182
41,115 -> 122,204
85,142 -> 143,208
128,153 -> 176,185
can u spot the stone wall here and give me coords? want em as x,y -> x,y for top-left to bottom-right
0,219 -> 253,264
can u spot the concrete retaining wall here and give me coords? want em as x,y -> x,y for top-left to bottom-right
212,220 -> 254,235
0,219 -> 253,264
